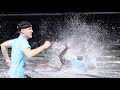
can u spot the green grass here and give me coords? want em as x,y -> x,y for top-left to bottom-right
110,52 -> 120,57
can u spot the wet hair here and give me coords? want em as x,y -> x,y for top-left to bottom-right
17,21 -> 32,31
77,56 -> 83,61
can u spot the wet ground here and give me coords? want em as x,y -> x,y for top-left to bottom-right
0,53 -> 120,78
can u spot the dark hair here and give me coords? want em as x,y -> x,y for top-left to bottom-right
77,56 -> 83,61
17,21 -> 32,30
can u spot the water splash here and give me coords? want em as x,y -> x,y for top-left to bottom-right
45,13 -> 109,72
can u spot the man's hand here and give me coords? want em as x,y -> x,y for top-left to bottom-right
5,59 -> 11,66
43,41 -> 51,49
65,43 -> 71,49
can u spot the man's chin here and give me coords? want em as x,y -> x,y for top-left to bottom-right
29,36 -> 32,38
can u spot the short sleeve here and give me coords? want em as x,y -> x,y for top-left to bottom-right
9,39 -> 16,46
21,40 -> 31,52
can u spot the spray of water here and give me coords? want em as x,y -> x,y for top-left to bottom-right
45,13 -> 109,72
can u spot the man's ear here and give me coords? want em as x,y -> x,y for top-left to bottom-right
20,29 -> 24,33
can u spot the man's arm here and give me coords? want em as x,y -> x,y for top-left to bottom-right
59,44 -> 70,65
25,41 -> 51,58
0,40 -> 12,64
